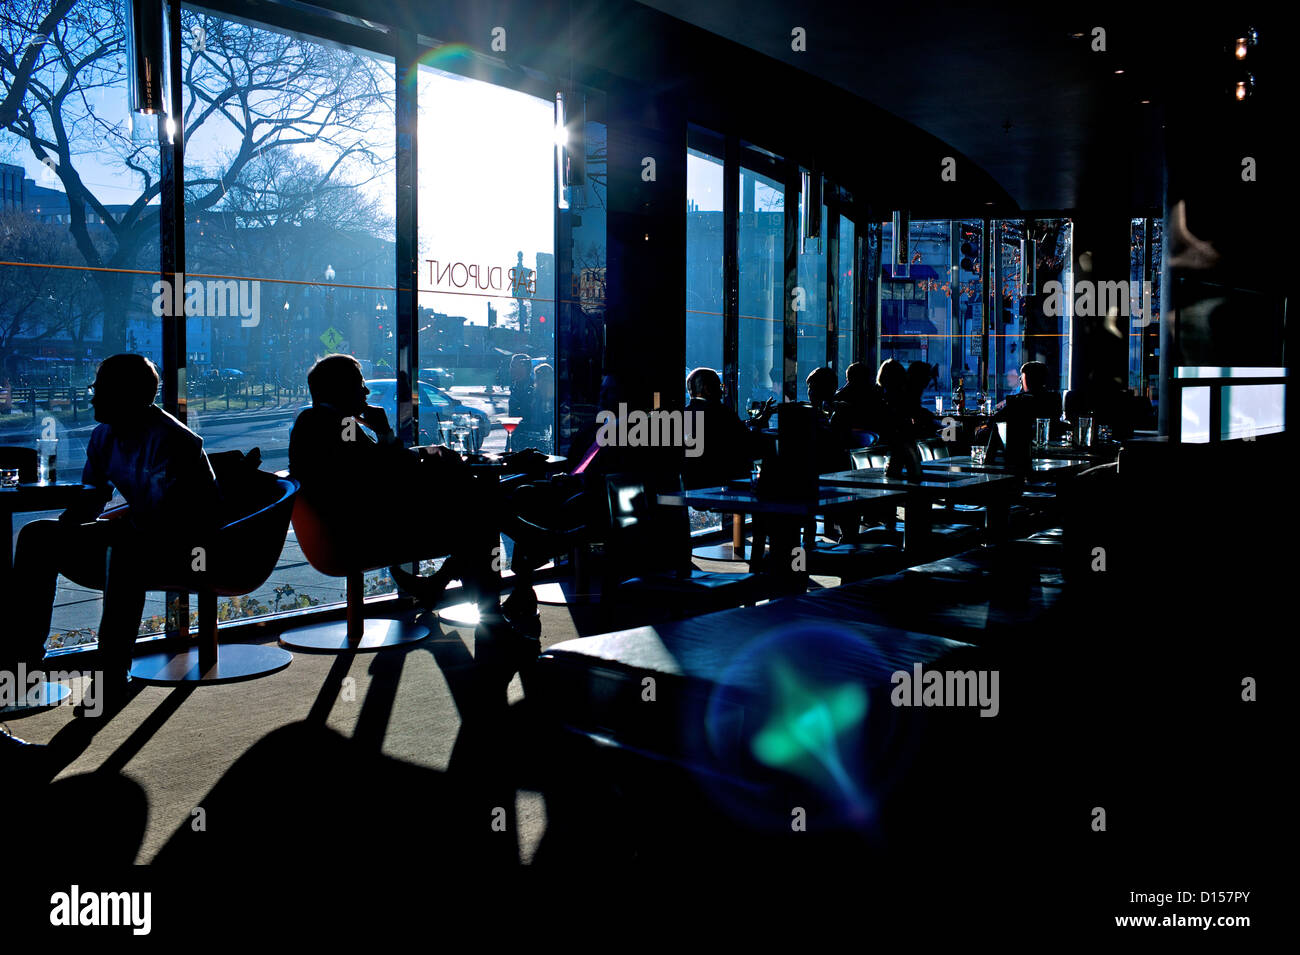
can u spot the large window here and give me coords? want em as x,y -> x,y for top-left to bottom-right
795,196 -> 827,400
0,0 -> 593,652
685,148 -> 724,379
836,215 -> 855,372
182,7 -> 399,619
880,219 -> 953,406
738,165 -> 783,409
417,63 -> 556,454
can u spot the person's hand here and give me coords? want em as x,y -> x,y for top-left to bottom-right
353,404 -> 392,435
751,397 -> 776,425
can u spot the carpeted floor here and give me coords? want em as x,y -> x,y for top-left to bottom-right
3,562 -> 824,866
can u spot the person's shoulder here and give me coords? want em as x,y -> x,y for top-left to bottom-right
150,406 -> 205,447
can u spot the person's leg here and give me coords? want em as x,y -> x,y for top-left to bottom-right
6,519 -> 110,666
96,529 -> 150,686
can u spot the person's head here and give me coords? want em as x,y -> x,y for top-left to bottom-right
806,366 -> 838,407
844,362 -> 869,387
307,354 -> 367,415
687,367 -> 723,402
906,361 -> 934,401
534,362 -> 555,401
510,354 -> 532,384
90,354 -> 160,424
876,358 -> 907,397
1019,361 -> 1049,394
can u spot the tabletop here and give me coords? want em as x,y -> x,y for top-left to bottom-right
0,480 -> 92,511
820,468 -> 1021,495
924,456 -> 1089,477
658,482 -> 905,516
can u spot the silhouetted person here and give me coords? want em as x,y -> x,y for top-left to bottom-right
683,367 -> 771,489
993,360 -> 1060,467
507,354 -> 534,420
516,361 -> 554,452
3,354 -> 220,704
876,358 -> 923,478
804,367 -> 851,475
289,354 -> 501,616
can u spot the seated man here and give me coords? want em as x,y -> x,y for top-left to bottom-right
682,367 -> 771,489
3,354 -> 221,705
288,355 -> 502,619
993,360 -> 1060,468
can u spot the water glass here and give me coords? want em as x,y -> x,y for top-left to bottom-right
1034,418 -> 1052,450
0,467 -> 19,488
935,396 -> 945,414
36,438 -> 57,484
970,446 -> 986,467
1076,416 -> 1094,448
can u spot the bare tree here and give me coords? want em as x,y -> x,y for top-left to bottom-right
1,1 -> 394,356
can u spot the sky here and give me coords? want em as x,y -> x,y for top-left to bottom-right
2,35 -> 556,330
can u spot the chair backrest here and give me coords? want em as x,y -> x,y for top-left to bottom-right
850,447 -> 889,470
604,473 -> 689,579
148,475 -> 298,596
291,493 -> 394,578
922,437 -> 951,459
0,446 -> 38,483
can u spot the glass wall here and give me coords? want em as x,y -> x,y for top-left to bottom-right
181,6 -> 399,618
416,62 -> 556,454
879,219 -> 953,407
685,148 -> 725,380
836,215 -> 855,372
738,165 -> 784,410
0,0 -> 593,652
795,195 -> 827,399
0,0 -> 163,648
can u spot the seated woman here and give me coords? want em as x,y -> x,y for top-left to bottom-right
288,354 -> 503,618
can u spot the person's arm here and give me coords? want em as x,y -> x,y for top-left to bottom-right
61,430 -> 113,523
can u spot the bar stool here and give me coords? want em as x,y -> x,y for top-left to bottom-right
279,496 -> 431,651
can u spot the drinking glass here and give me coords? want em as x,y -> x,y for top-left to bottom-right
935,396 -> 945,414
500,416 -> 523,452
1076,416 -> 1094,448
1034,418 -> 1052,451
970,446 -> 986,467
468,417 -> 481,453
452,415 -> 471,453
36,438 -> 57,484
0,468 -> 19,488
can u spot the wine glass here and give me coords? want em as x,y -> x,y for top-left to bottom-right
452,414 -> 471,453
500,416 -> 523,452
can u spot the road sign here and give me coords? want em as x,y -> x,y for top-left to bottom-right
320,327 -> 344,351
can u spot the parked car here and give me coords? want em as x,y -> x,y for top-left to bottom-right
419,367 -> 455,388
363,378 -> 493,445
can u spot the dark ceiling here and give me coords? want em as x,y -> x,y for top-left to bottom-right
633,1 -> 1269,212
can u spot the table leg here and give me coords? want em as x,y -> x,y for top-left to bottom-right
732,513 -> 745,560
902,494 -> 932,554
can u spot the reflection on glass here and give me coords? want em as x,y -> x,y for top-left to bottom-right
795,198 -> 827,400
837,216 -> 855,372
739,166 -> 784,408
686,148 -> 725,380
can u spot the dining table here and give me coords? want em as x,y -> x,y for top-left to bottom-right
819,467 -> 1023,549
